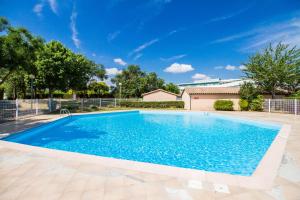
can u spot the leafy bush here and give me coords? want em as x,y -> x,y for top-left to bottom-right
239,99 -> 249,111
214,100 -> 234,111
120,101 -> 184,108
249,95 -> 264,111
287,91 -> 300,99
239,82 -> 259,102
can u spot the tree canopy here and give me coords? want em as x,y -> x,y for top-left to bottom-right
87,80 -> 109,97
243,43 -> 300,98
164,83 -> 180,94
111,65 -> 180,98
34,41 -> 106,96
0,18 -> 44,85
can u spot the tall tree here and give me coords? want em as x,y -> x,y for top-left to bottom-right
35,41 -> 107,97
0,17 -> 44,85
67,54 -> 107,92
243,43 -> 300,98
35,41 -> 73,95
111,65 -> 180,98
164,83 -> 180,94
111,65 -> 146,98
87,80 -> 109,97
3,70 -> 27,99
143,72 -> 165,93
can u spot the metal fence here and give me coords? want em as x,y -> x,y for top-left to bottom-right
1,98 -> 298,123
263,99 -> 299,115
0,98 -> 142,123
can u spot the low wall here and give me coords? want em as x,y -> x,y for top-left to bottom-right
190,94 -> 240,111
143,91 -> 178,102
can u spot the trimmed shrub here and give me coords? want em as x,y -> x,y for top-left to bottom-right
249,95 -> 264,111
214,100 -> 234,111
120,101 -> 184,108
239,99 -> 249,111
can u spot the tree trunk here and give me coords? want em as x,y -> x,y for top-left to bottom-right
0,70 -> 14,85
49,88 -> 53,98
0,88 -> 4,100
271,90 -> 276,99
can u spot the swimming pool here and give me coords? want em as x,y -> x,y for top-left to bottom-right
3,111 -> 281,176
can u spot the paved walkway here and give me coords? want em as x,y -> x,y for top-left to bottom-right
0,111 -> 300,200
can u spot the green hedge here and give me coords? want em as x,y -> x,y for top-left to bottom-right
249,95 -> 264,111
120,101 -> 184,108
214,100 -> 234,111
239,99 -> 249,111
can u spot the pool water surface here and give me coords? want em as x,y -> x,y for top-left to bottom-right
3,111 -> 281,176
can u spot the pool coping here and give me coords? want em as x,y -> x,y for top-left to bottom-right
0,110 -> 291,190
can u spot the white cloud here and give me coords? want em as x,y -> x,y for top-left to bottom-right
33,3 -> 43,16
106,68 -> 122,76
214,66 -> 224,70
192,73 -> 211,80
212,17 -> 300,51
225,65 -> 236,71
33,0 -> 58,16
214,64 -> 245,71
70,7 -> 80,49
130,38 -> 159,56
164,63 -> 194,73
167,29 -> 178,36
242,18 -> 300,51
160,54 -> 186,62
239,65 -> 246,70
113,58 -> 127,66
208,6 -> 251,23
107,30 -> 121,42
133,53 -> 143,61
212,31 -> 255,44
47,0 -> 58,14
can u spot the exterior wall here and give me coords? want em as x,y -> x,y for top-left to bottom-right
181,91 -> 191,110
189,94 -> 240,111
143,91 -> 177,102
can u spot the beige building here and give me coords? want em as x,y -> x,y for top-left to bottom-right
182,87 -> 240,110
142,89 -> 180,102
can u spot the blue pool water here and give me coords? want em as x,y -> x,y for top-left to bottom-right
3,111 -> 281,176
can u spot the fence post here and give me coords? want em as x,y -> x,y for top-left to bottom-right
114,98 -> 117,107
49,98 -> 52,112
268,99 -> 271,113
295,99 -> 298,115
81,98 -> 84,111
15,99 -> 19,120
35,99 -> 38,115
99,98 -> 102,108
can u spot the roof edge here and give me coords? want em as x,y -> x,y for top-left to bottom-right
142,89 -> 180,97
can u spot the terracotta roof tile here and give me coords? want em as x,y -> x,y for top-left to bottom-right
184,87 -> 240,94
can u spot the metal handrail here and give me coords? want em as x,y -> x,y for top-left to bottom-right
60,108 -> 72,117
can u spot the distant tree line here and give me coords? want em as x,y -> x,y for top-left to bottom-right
111,65 -> 180,98
0,17 -> 180,99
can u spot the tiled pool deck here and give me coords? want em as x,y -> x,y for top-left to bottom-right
0,111 -> 300,200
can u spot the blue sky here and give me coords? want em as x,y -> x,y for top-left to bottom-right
1,0 -> 300,84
